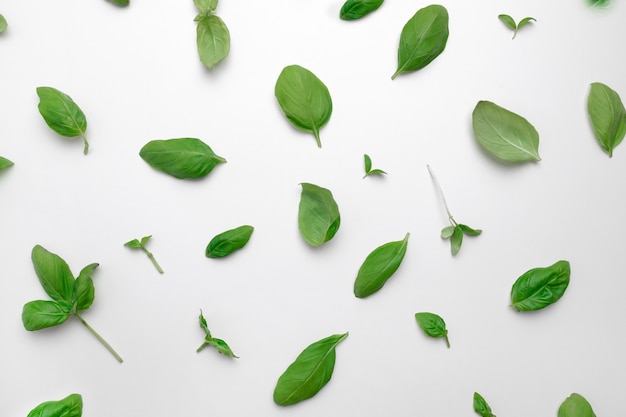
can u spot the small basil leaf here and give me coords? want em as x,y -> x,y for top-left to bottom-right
459,224 -> 482,236
558,393 -> 596,417
31,245 -> 75,304
511,260 -> 570,311
108,0 -> 130,6
364,154 -> 372,173
139,138 -> 226,179
298,183 -> 340,246
587,82 -> 626,157
473,392 -> 496,417
498,14 -> 516,30
74,263 -> 98,311
273,332 -> 348,406
27,393 -> 83,417
367,169 -> 387,176
0,156 -> 14,170
124,239 -> 141,248
354,233 -> 409,298
140,235 -> 152,246
36,87 -> 89,154
194,0 -> 217,13
517,17 -> 536,29
22,300 -> 70,331
415,312 -> 450,347
199,309 -> 211,338
196,14 -> 230,70
340,0 -> 384,20
450,225 -> 463,255
0,14 -> 7,33
206,225 -> 254,258
472,100 -> 541,163
392,4 -> 449,80
275,65 -> 333,148
206,338 -> 239,358
441,225 -> 455,239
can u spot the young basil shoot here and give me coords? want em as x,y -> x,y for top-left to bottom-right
427,165 -> 481,255
139,138 -> 226,179
22,245 -> 123,363
124,235 -> 164,274
558,393 -> 596,417
340,0 -> 383,20
414,312 -> 450,348
0,156 -> 14,171
498,14 -> 536,39
363,154 -> 387,178
206,225 -> 254,258
36,87 -> 89,155
194,0 -> 230,69
473,392 -> 496,417
587,82 -> 626,157
354,233 -> 409,298
298,183 -> 341,246
510,260 -> 570,311
0,14 -> 7,33
197,309 -> 238,358
27,393 -> 83,417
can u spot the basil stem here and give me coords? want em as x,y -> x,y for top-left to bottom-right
125,235 -> 164,274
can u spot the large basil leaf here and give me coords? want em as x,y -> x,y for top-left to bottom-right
22,300 -> 70,331
206,225 -> 254,258
196,14 -> 230,70
36,87 -> 89,154
275,65 -> 333,148
74,263 -> 98,311
298,183 -> 340,246
340,0 -> 383,20
510,260 -> 570,311
0,156 -> 14,171
139,138 -> 226,179
31,245 -> 75,305
392,4 -> 449,79
27,393 -> 83,417
558,393 -> 596,417
354,233 -> 409,298
273,332 -> 348,406
587,82 -> 626,157
414,312 -> 450,347
473,392 -> 496,417
472,100 -> 541,163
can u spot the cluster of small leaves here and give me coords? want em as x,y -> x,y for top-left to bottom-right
27,393 -> 83,417
194,0 -> 230,69
197,310 -> 238,358
139,138 -> 226,179
363,154 -> 387,178
36,87 -> 89,155
498,14 -> 536,39
587,82 -> 626,157
124,235 -> 164,274
206,225 -> 254,258
0,156 -> 13,171
340,0 -> 383,20
415,312 -> 450,347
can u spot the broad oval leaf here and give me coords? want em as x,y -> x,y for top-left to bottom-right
196,14 -> 230,69
273,332 -> 348,406
22,300 -> 70,331
587,82 -> 626,157
392,4 -> 449,80
27,393 -> 83,417
558,393 -> 596,417
206,225 -> 254,258
473,392 -> 496,417
36,87 -> 89,154
510,260 -> 570,311
298,183 -> 340,246
353,233 -> 409,298
74,263 -> 98,311
31,245 -> 75,304
0,156 -> 14,170
472,100 -> 541,163
415,312 -> 449,347
275,65 -> 333,148
139,138 -> 226,179
0,14 -> 7,33
340,0 -> 384,20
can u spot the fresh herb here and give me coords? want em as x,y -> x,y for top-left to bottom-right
340,0 -> 383,20
0,14 -> 7,33
353,233 -> 409,298
124,235 -> 164,274
194,0 -> 230,69
273,332 -> 348,406
558,393 -> 596,417
472,100 -> 541,163
498,15 -> 536,39
197,309 -> 238,358
587,82 -> 626,157
27,393 -> 83,417
22,245 -> 123,362
474,392 -> 496,417
139,138 -> 226,179
36,87 -> 89,155
428,165 -> 481,255
588,0 -> 610,7
298,183 -> 340,246
206,225 -> 254,258
108,0 -> 130,6
275,65 -> 333,148
392,4 -> 449,80
363,154 -> 387,178
414,312 -> 450,348
510,260 -> 570,311
0,156 -> 13,171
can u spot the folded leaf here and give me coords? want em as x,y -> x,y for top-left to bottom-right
558,393 -> 596,417
298,183 -> 340,246
473,392 -> 496,417
511,260 -> 570,311
0,156 -> 13,170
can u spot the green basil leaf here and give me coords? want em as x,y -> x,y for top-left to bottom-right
273,332 -> 348,406
31,245 -> 75,304
36,87 -> 89,154
340,0 -> 384,20
459,223 -> 482,236
196,14 -> 230,69
139,138 -> 226,179
367,169 -> 387,176
497,14 -> 516,30
364,154 -> 372,173
510,260 -> 570,311
472,100 -> 541,163
74,263 -> 98,311
27,393 -> 83,417
298,183 -> 341,246
473,392 -> 496,417
517,17 -> 536,29
124,239 -> 141,248
108,0 -> 130,6
206,338 -> 239,358
0,14 -> 7,33
275,65 -> 333,148
140,235 -> 152,246
354,233 -> 409,298
199,309 -> 211,338
441,225 -> 455,239
558,393 -> 596,417
392,4 -> 449,80
206,225 -> 254,258
22,300 -> 70,331
194,0 -> 217,13
0,156 -> 14,170
450,225 -> 463,255
415,312 -> 450,347
587,82 -> 626,157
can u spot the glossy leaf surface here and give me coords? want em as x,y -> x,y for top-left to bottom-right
22,300 -> 70,331
36,87 -> 89,154
354,233 -> 409,298
206,225 -> 254,258
298,183 -> 340,246
415,312 -> 450,347
196,14 -> 230,69
558,393 -> 596,417
140,138 -> 226,179
27,393 -> 83,417
473,392 -> 496,417
0,156 -> 14,170
340,0 -> 383,20
587,82 -> 626,157
511,260 -> 570,311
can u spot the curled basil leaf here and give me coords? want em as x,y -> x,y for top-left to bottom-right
510,260 -> 570,311
206,225 -> 254,258
196,14 -> 230,70
27,393 -> 83,417
473,392 -> 496,417
558,393 -> 596,417
298,183 -> 340,246
139,138 -> 226,179
587,82 -> 626,157
197,310 -> 238,358
415,312 -> 450,347
354,233 -> 409,298
340,0 -> 383,20
0,156 -> 14,171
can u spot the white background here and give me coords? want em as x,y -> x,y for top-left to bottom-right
1,0 -> 625,415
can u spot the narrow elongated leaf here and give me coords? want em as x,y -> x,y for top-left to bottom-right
473,392 -> 496,417
441,225 -> 455,238
415,312 -> 450,347
36,87 -> 89,154
472,100 -> 541,163
206,225 -> 254,258
558,393 -> 596,417
459,224 -> 482,236
354,233 -> 409,298
0,156 -> 14,170
0,14 -> 7,33
274,333 -> 348,406
340,0 -> 384,20
197,310 -> 238,358
511,260 -> 570,311
22,300 -> 70,331
298,183 -> 340,246
517,17 -> 536,29
587,82 -> 626,157
27,393 -> 83,417
498,14 -> 516,30
392,4 -> 449,79
74,263 -> 98,311
275,65 -> 333,148
196,14 -> 230,69
139,138 -> 226,179
364,154 -> 372,172
31,245 -> 75,305
449,225 -> 463,255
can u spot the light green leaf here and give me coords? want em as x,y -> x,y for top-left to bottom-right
140,138 -> 226,179
354,233 -> 409,298
206,225 -> 254,258
36,87 -> 89,154
415,312 -> 450,347
459,224 -> 482,236
194,0 -> 217,13
450,225 -> 463,255
517,17 -> 536,29
196,14 -> 230,69
587,82 -> 626,157
511,260 -> 570,311
340,0 -> 384,20
31,245 -> 75,305
558,393 -> 596,417
27,393 -> 83,417
441,225 -> 455,239
0,14 -> 7,33
473,392 -> 496,417
22,300 -> 70,331
74,263 -> 98,311
298,183 -> 340,246
140,235 -> 152,246
0,156 -> 14,170
498,14 -> 516,30
124,239 -> 141,248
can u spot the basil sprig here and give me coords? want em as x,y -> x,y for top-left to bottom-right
36,87 -> 89,155
197,310 -> 238,358
498,14 -> 536,39
363,154 -> 387,178
298,183 -> 340,246
125,235 -> 164,274
139,138 -> 226,179
510,260 -> 570,311
587,82 -> 626,157
206,225 -> 254,258
415,312 -> 450,348
27,393 -> 83,417
194,0 -> 230,69
473,392 -> 496,417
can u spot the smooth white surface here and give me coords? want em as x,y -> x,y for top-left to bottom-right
1,0 -> 625,415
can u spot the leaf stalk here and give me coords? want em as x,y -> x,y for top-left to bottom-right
74,312 -> 123,363
427,165 -> 457,226
141,246 -> 164,274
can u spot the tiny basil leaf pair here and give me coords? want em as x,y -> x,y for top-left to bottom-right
558,393 -> 596,417
587,82 -> 626,157
0,156 -> 14,171
197,310 -> 238,358
340,0 -> 383,20
498,14 -> 536,39
27,393 -> 83,417
354,233 -> 409,298
36,87 -> 89,155
140,138 -> 226,179
194,0 -> 230,69
415,312 -> 450,348
298,183 -> 340,246
511,260 -> 570,311
363,154 -> 387,178
206,225 -> 254,258
124,235 -> 164,273
473,392 -> 496,417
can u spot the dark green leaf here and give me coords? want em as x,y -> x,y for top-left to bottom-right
450,225 -> 463,255
196,14 -> 230,69
392,4 -> 449,79
0,156 -> 14,170
472,100 -> 541,163
275,65 -> 333,148
498,14 -> 516,30
22,300 -> 70,331
206,225 -> 254,258
340,0 -> 384,20
0,14 -> 7,33
298,183 -> 341,246
31,245 -> 75,305
27,393 -> 83,417
139,138 -> 226,179
140,235 -> 152,246
36,87 -> 89,154
441,225 -> 455,239
473,392 -> 496,417
197,310 -> 238,358
124,239 -> 141,248
108,0 -> 130,6
273,332 -> 348,406
511,260 -> 570,311
74,263 -> 98,311
354,233 -> 409,298
558,393 -> 596,417
415,312 -> 449,347
459,223 -> 482,236
587,82 -> 626,157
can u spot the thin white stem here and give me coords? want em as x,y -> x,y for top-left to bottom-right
427,165 -> 457,226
